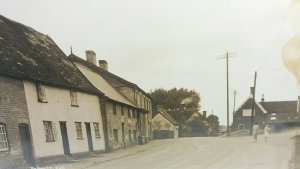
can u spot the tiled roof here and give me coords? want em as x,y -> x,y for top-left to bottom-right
69,54 -> 136,107
155,109 -> 179,125
0,15 -> 102,95
259,101 -> 298,114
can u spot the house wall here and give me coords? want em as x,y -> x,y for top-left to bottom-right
0,75 -> 32,169
105,102 -> 138,151
232,98 -> 266,131
152,114 -> 179,138
23,81 -> 105,159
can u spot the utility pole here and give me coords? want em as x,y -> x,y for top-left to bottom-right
218,52 -> 234,137
250,71 -> 257,135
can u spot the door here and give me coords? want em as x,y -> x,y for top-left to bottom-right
19,124 -> 36,167
59,122 -> 71,156
85,123 -> 93,152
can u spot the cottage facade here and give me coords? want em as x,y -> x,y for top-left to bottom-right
152,110 -> 179,139
0,15 -> 106,168
70,53 -> 140,151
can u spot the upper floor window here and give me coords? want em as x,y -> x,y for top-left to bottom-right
0,124 -> 9,151
70,90 -> 78,107
128,108 -> 132,117
121,106 -> 124,115
93,123 -> 101,138
43,121 -> 56,142
75,122 -> 83,139
36,83 -> 47,103
113,103 -> 117,115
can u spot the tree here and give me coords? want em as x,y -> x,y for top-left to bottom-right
207,114 -> 220,136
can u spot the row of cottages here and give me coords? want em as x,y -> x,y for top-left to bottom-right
231,87 -> 300,131
0,15 -> 152,169
69,51 -> 152,150
152,108 -> 179,139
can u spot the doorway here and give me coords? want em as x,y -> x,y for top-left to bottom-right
59,122 -> 71,156
85,123 -> 93,152
19,124 -> 36,167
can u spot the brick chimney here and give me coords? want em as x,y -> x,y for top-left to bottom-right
85,50 -> 97,65
203,111 -> 207,118
98,60 -> 108,71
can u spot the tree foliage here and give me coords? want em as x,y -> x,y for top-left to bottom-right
150,88 -> 200,112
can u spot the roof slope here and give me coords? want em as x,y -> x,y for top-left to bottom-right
69,54 -> 135,107
155,110 -> 179,125
0,15 -> 101,94
260,101 -> 297,114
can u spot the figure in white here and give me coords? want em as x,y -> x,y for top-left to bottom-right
264,124 -> 270,143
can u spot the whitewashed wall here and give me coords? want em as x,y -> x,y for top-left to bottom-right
23,81 -> 105,158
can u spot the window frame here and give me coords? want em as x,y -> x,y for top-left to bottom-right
0,123 -> 9,152
75,122 -> 83,139
113,103 -> 117,115
70,90 -> 79,107
43,121 -> 56,142
93,122 -> 101,138
36,83 -> 48,103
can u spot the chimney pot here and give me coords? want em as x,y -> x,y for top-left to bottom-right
98,60 -> 108,71
85,50 -> 97,65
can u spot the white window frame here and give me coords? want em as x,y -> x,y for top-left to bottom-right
36,83 -> 48,103
70,90 -> 79,107
43,121 -> 56,142
93,123 -> 101,138
0,124 -> 9,151
75,122 -> 83,139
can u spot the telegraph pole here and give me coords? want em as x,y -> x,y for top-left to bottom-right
218,52 -> 234,136
250,71 -> 257,135
233,90 -> 236,115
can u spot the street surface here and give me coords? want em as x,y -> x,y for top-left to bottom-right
59,129 -> 298,169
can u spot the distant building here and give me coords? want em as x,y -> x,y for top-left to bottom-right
152,108 -> 179,139
232,87 -> 300,131
0,15 -> 106,168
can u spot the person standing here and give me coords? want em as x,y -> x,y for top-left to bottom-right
264,124 -> 270,143
252,123 -> 259,143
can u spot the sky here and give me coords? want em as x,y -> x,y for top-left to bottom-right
1,0 -> 299,125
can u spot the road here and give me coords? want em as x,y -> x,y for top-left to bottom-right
60,130 -> 298,169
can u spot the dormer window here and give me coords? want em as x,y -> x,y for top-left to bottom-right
70,90 -> 78,107
36,83 -> 47,103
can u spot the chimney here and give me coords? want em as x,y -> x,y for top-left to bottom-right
85,50 -> 97,65
261,94 -> 265,102
250,87 -> 254,96
98,60 -> 108,71
203,111 -> 207,118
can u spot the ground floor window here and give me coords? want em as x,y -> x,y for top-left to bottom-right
0,124 -> 9,151
93,123 -> 101,138
43,121 -> 56,142
75,122 -> 83,139
113,129 -> 118,142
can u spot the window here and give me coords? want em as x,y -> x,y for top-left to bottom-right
113,129 -> 118,142
70,90 -> 78,107
36,83 -> 47,103
43,121 -> 56,142
121,106 -> 124,115
242,109 -> 252,117
93,123 -> 101,138
133,110 -> 136,118
75,122 -> 83,139
0,124 -> 9,151
128,107 -> 131,117
113,103 -> 117,115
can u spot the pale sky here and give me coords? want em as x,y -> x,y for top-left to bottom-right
1,0 -> 298,125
